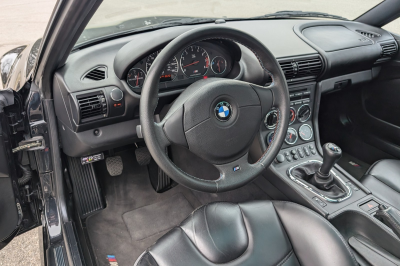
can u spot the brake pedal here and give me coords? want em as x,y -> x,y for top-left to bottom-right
135,147 -> 151,166
106,156 -> 123,176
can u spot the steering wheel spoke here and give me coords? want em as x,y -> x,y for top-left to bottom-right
154,122 -> 171,150
213,153 -> 261,191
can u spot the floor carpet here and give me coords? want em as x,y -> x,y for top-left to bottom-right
86,148 -> 271,266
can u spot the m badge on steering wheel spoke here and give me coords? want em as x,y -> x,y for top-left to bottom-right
215,101 -> 232,121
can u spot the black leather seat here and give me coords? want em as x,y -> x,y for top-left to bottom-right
361,159 -> 400,208
134,201 -> 357,266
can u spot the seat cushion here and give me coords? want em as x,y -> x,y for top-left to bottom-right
360,159 -> 400,208
134,201 -> 357,266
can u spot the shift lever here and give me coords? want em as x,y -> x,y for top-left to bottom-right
310,143 -> 342,190
319,143 -> 342,176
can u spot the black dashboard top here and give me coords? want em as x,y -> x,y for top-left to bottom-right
54,18 -> 398,157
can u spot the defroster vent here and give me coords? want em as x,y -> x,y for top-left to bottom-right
83,66 -> 106,81
77,91 -> 107,122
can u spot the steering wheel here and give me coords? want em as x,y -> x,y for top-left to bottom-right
140,26 -> 289,193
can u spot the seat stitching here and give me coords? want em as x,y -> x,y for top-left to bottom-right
277,250 -> 294,266
203,204 -> 227,257
272,201 -> 358,266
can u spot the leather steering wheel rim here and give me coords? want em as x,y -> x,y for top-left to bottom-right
140,26 -> 290,193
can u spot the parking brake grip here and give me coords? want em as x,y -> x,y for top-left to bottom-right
375,205 -> 400,239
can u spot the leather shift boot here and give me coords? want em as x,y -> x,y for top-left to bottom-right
291,161 -> 347,199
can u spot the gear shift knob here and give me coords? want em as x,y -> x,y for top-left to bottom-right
319,143 -> 342,176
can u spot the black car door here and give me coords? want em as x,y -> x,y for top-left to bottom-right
0,89 -> 41,250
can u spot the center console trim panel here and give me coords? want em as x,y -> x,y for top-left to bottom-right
287,159 -> 352,203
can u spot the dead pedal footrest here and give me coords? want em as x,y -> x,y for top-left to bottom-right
67,157 -> 105,218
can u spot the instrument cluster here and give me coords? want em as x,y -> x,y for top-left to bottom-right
126,41 -> 234,93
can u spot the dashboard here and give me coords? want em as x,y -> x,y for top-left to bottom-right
124,40 -> 239,93
53,19 -> 398,157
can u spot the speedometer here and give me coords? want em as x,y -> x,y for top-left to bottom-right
180,45 -> 209,77
146,51 -> 179,82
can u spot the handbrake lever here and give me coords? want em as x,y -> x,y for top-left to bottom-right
375,205 -> 400,239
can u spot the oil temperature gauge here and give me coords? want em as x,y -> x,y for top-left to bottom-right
285,127 -> 298,145
127,68 -> 146,88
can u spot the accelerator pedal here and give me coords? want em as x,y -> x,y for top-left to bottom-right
67,157 -> 105,218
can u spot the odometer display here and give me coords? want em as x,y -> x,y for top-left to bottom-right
180,45 -> 209,77
146,51 -> 178,82
127,68 -> 146,88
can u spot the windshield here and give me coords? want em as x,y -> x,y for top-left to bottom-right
76,0 -> 382,47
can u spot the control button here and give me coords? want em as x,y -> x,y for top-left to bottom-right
303,91 -> 311,95
302,99 -> 310,104
290,102 -> 294,106
289,93 -> 295,98
313,196 -> 327,207
284,152 -> 289,156
296,148 -> 302,153
299,152 -> 304,158
293,154 -> 299,160
294,101 -> 302,105
305,150 -> 310,156
294,92 -> 303,97
311,150 -> 316,155
286,156 -> 292,162
303,146 -> 309,153
291,150 -> 296,155
110,88 -> 123,102
275,154 -> 285,163
359,200 -> 379,213
308,145 -> 314,150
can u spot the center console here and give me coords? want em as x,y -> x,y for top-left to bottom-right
252,77 -> 400,265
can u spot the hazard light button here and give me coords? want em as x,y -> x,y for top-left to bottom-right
359,200 -> 379,213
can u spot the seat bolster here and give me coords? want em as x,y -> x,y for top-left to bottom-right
361,174 -> 400,207
273,201 -> 357,266
362,159 -> 400,194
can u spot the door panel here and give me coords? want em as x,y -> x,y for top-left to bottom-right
0,177 -> 19,245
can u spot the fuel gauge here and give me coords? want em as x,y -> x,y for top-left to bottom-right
211,56 -> 227,74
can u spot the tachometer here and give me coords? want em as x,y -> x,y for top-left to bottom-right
180,45 -> 209,77
127,68 -> 146,88
146,51 -> 179,82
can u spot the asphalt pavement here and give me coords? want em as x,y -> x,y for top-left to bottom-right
0,0 -> 399,265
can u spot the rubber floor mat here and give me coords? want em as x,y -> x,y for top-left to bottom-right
338,152 -> 370,180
